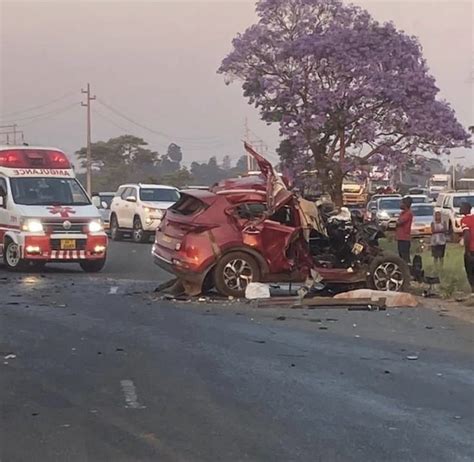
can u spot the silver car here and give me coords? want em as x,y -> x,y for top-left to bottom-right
411,203 -> 434,236
92,192 -> 114,230
373,197 -> 402,229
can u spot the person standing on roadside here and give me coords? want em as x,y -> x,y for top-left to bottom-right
460,202 -> 474,292
396,196 -> 413,263
430,210 -> 447,268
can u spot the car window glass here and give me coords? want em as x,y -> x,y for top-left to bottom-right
121,188 -> 131,199
0,177 -> 7,193
129,188 -> 137,199
443,196 -> 450,208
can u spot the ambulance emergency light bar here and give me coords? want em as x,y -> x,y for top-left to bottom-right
0,149 -> 71,169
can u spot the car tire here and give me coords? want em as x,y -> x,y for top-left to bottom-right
132,217 -> 148,243
110,214 -> 123,241
214,251 -> 261,298
368,253 -> 410,292
80,257 -> 106,273
3,238 -> 28,272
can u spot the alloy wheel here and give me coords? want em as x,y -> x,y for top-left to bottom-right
222,259 -> 253,291
372,261 -> 404,291
133,221 -> 144,242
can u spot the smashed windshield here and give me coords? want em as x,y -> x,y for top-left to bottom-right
10,177 -> 90,206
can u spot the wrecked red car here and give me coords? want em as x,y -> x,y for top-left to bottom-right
152,144 -> 410,297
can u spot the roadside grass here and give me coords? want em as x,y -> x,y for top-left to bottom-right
380,234 -> 470,297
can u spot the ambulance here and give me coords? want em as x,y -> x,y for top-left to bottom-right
0,146 -> 108,272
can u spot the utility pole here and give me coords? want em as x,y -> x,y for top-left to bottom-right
244,117 -> 251,172
81,83 -> 96,195
0,124 -> 24,145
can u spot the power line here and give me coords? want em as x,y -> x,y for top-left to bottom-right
96,98 -> 230,145
92,108 -> 168,152
20,103 -> 80,127
1,102 -> 80,125
0,91 -> 77,119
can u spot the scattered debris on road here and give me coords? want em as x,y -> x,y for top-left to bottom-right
334,289 -> 418,307
245,282 -> 271,300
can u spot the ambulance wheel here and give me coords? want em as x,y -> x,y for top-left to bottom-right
80,258 -> 106,273
110,215 -> 123,241
4,238 -> 28,271
132,217 -> 148,243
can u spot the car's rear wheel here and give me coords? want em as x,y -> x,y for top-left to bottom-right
80,258 -> 106,273
368,253 -> 410,292
110,215 -> 123,241
214,251 -> 260,298
4,238 -> 28,271
132,217 -> 148,243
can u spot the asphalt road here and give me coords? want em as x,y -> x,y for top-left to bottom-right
1,241 -> 473,461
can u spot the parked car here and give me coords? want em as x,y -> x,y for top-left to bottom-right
409,187 -> 429,196
91,192 -> 115,230
110,183 -> 180,243
371,197 -> 402,229
152,145 -> 410,297
366,193 -> 401,220
437,191 -> 474,236
403,194 -> 431,204
411,203 -> 434,236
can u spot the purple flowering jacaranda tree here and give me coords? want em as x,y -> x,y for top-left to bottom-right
218,0 -> 471,204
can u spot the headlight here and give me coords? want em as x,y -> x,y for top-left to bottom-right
377,211 -> 390,220
88,220 -> 103,233
144,207 -> 164,219
21,219 -> 43,233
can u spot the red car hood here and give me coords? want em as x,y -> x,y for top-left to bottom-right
244,142 -> 293,216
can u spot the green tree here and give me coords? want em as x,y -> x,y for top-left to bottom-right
76,135 -> 159,191
160,168 -> 192,188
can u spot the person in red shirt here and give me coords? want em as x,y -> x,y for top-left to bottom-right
460,202 -> 474,292
395,197 -> 413,263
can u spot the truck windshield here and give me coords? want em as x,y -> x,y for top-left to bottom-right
453,196 -> 474,208
139,188 -> 180,202
10,177 -> 90,206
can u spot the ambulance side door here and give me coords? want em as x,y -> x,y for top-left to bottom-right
0,177 -> 9,252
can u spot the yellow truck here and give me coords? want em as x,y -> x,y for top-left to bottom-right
342,178 -> 368,206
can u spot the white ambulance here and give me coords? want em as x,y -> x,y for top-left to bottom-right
0,146 -> 108,272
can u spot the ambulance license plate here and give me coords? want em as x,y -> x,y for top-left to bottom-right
60,239 -> 76,250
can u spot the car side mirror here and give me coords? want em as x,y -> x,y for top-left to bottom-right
0,196 -> 4,208
101,201 -> 108,209
126,196 -> 137,203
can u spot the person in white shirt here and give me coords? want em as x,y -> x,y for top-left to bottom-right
430,211 -> 447,268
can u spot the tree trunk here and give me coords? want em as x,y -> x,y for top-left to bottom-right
330,167 -> 344,207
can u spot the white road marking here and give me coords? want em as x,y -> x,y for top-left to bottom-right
120,379 -> 146,409
109,286 -> 119,294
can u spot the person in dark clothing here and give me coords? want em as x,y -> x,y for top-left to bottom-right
396,196 -> 413,263
460,202 -> 474,292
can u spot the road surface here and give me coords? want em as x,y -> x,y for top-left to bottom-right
1,241 -> 473,461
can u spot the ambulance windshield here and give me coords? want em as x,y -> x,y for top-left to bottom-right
10,178 -> 90,206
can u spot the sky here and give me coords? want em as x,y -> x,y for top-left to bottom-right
0,0 -> 473,169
